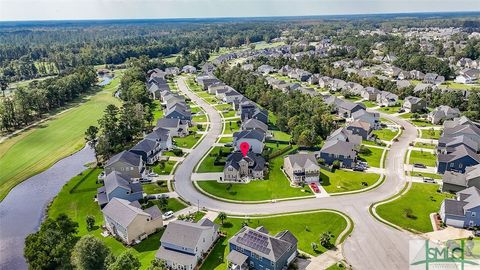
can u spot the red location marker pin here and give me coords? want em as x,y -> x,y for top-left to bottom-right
240,142 -> 250,157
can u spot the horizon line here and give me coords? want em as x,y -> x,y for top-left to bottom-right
1,10 -> 480,24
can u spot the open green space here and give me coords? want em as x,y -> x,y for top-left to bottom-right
174,134 -> 201,149
376,183 -> 453,233
321,169 -> 380,193
47,168 -> 162,269
409,150 -> 437,167
373,128 -> 398,141
358,146 -> 385,168
441,81 -> 480,90
421,129 -> 442,140
415,142 -> 437,149
142,181 -> 169,194
151,160 -> 177,175
197,151 -> 312,201
201,211 -> 348,270
377,106 -> 402,114
197,146 -> 233,173
271,130 -> 292,141
151,100 -> 164,121
0,70 -> 123,201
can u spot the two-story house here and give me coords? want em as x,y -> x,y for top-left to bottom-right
156,218 -> 219,270
233,129 -> 266,154
130,138 -> 163,165
318,140 -> 357,168
227,226 -> 297,270
96,171 -> 143,208
440,187 -> 480,228
283,153 -> 320,185
105,151 -> 145,180
403,96 -> 427,113
223,151 -> 267,183
102,198 -> 163,244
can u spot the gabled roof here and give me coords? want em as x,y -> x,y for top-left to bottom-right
284,153 -> 319,171
146,127 -> 170,142
457,187 -> 480,211
348,119 -> 372,131
225,151 -> 266,171
233,129 -> 266,142
320,139 -> 356,158
106,151 -> 141,167
102,198 -> 158,228
131,138 -> 158,153
229,226 -> 297,262
437,145 -> 480,163
160,218 -> 217,250
242,118 -> 268,133
404,96 -> 424,105
104,171 -> 142,196
156,118 -> 181,129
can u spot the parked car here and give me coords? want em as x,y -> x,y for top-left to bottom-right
423,177 -> 436,184
413,163 -> 427,168
353,166 -> 365,172
358,161 -> 369,168
140,178 -> 152,183
156,193 -> 169,199
310,183 -> 320,193
147,172 -> 159,177
162,211 -> 174,220
145,194 -> 157,200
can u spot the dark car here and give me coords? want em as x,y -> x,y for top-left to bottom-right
413,163 -> 427,168
353,166 -> 365,172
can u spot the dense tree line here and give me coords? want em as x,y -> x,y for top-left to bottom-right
215,66 -> 335,146
0,66 -> 96,131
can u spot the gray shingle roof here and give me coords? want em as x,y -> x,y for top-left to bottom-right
443,199 -> 467,217
102,198 -> 155,228
156,118 -> 181,129
225,151 -> 266,172
233,129 -> 266,142
106,150 -> 142,167
242,118 -> 268,133
160,219 -> 216,250
437,145 -> 480,163
320,139 -> 356,158
131,138 -> 158,153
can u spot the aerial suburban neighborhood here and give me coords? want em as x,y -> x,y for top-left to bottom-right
1,3 -> 480,270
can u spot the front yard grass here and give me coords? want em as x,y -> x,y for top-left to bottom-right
197,147 -> 233,173
415,142 -> 437,149
47,168 -> 163,269
174,134 -> 201,148
200,211 -> 348,270
362,100 -> 377,108
197,152 -> 312,201
378,106 -> 401,114
223,120 -> 240,134
358,146 -> 385,168
421,129 -> 442,140
142,181 -> 169,194
192,113 -> 208,123
411,171 -> 443,180
376,183 -> 453,233
321,169 -> 380,193
218,137 -> 233,144
151,160 -> 177,175
410,118 -> 437,127
373,128 -> 399,141
409,150 -> 437,167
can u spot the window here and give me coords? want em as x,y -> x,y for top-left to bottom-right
459,164 -> 463,168
472,212 -> 476,217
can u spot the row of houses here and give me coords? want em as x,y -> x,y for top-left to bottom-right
96,68 -> 200,245
156,219 -> 298,270
436,116 -> 480,174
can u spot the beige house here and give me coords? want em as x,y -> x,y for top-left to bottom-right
102,198 -> 163,245
283,153 -> 320,184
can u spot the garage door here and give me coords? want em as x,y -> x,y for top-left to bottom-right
446,218 -> 464,228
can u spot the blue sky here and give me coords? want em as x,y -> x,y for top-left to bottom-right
0,0 -> 479,21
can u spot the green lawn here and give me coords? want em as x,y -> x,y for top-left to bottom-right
47,168 -> 161,269
221,110 -> 237,118
197,147 -> 233,173
151,100 -> 164,122
145,198 -> 188,213
415,142 -> 437,149
151,160 -> 177,175
376,183 -> 453,233
197,152 -> 312,201
358,146 -> 385,168
321,169 -> 380,193
0,70 -> 123,201
174,134 -> 201,148
400,112 -> 413,119
271,130 -> 292,141
142,181 -> 169,194
409,150 -> 436,167
378,106 -> 401,114
362,140 -> 386,147
186,78 -> 203,92
192,113 -> 208,123
441,81 -> 480,90
214,103 -> 234,111
373,128 -> 398,141
218,137 -> 233,144
362,100 -> 378,108
410,119 -> 437,127
201,211 -> 348,270
411,171 -> 443,180
223,120 -> 240,134
421,129 -> 442,140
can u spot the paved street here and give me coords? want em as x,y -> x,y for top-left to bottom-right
174,77 -> 420,270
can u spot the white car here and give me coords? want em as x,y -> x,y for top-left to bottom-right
162,211 -> 174,220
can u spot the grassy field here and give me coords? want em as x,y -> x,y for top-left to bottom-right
415,142 -> 437,149
197,152 -> 312,201
142,181 -> 169,194
373,128 -> 399,141
441,81 -> 480,90
223,120 -> 240,134
358,146 -> 385,168
200,211 -> 348,270
151,160 -> 177,175
421,129 -> 442,140
271,130 -> 292,141
174,134 -> 201,148
409,150 -> 437,167
376,183 -> 453,233
151,100 -> 164,122
0,70 -> 123,201
321,169 -> 380,193
197,147 -> 232,173
47,168 -> 162,269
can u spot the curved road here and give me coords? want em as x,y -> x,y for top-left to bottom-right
174,77 -> 419,270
